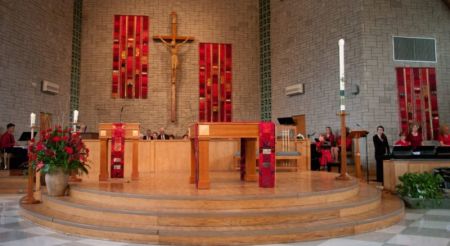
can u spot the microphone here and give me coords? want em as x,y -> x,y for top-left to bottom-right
307,132 -> 316,138
119,106 -> 124,122
356,123 -> 361,127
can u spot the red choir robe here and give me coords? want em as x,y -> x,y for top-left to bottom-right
394,139 -> 410,146
439,134 -> 450,146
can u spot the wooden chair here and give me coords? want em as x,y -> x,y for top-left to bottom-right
232,126 -> 310,172
275,125 -> 305,171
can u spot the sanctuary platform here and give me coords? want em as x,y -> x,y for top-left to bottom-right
20,171 -> 404,245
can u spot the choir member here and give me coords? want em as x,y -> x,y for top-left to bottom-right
316,134 -> 332,170
439,124 -> 450,146
326,127 -> 339,162
394,131 -> 410,146
406,123 -> 422,148
373,125 -> 390,183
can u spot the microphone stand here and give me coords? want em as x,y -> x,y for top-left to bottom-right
365,134 -> 369,183
119,106 -> 124,123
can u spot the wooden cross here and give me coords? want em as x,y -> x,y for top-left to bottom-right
153,12 -> 194,122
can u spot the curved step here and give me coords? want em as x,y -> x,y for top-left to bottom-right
40,184 -> 380,227
69,180 -> 360,210
20,194 -> 404,245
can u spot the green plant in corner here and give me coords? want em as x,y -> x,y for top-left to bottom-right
396,172 -> 444,208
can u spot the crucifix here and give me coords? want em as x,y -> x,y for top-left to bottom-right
153,12 -> 194,122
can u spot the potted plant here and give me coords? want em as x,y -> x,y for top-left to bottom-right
29,126 -> 89,196
396,172 -> 448,209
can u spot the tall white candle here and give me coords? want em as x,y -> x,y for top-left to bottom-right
30,113 -> 36,126
338,39 -> 345,111
73,110 -> 79,123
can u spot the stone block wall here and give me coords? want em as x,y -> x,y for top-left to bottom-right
0,0 -> 73,138
271,0 -> 450,164
79,0 -> 260,136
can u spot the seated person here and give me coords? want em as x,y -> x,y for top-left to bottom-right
439,124 -> 450,146
0,123 -> 27,169
336,127 -> 352,152
157,128 -> 170,140
406,123 -> 422,148
0,123 -> 16,149
394,131 -> 411,146
151,131 -> 158,140
325,127 -> 339,162
143,129 -> 153,140
168,134 -> 175,140
316,134 -> 332,170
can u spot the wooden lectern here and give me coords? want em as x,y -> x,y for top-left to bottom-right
98,123 -> 140,181
349,130 -> 369,179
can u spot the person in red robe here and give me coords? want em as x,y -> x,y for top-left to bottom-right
325,127 -> 339,162
406,123 -> 422,148
336,127 -> 352,152
0,123 -> 16,149
394,132 -> 411,146
439,125 -> 450,146
316,134 -> 332,170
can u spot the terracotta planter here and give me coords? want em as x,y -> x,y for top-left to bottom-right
45,168 -> 69,196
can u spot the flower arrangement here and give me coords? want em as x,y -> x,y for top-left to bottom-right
28,126 -> 89,175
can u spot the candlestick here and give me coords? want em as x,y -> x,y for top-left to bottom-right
30,113 -> 36,127
73,110 -> 79,123
339,39 -> 345,111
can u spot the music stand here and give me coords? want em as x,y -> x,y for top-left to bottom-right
18,132 -> 37,141
349,130 -> 369,179
277,117 -> 295,125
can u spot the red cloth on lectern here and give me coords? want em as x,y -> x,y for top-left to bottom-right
259,122 -> 275,188
111,123 -> 125,178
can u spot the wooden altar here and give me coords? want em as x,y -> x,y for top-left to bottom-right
190,122 -> 259,189
98,123 -> 140,181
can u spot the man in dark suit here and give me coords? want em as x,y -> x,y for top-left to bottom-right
143,129 -> 153,140
157,127 -> 169,140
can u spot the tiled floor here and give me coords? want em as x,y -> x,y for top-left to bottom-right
0,195 -> 449,246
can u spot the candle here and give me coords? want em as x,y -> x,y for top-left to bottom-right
73,110 -> 79,123
30,113 -> 36,126
338,39 -> 345,111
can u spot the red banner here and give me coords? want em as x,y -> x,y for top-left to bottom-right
396,67 -> 439,140
259,122 -> 275,188
111,123 -> 125,178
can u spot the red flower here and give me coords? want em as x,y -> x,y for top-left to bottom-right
52,136 -> 61,142
65,147 -> 73,154
62,136 -> 69,141
36,143 -> 44,151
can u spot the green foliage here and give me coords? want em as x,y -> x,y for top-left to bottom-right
396,172 -> 444,199
28,126 -> 90,175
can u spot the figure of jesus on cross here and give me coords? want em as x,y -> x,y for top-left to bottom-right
153,12 -> 194,122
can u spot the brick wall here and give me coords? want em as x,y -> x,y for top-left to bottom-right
271,0 -> 364,136
79,0 -> 260,136
271,0 -> 450,164
0,0 -> 73,139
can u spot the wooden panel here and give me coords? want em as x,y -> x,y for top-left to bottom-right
196,123 -> 259,138
292,115 -> 306,136
154,141 -> 191,173
39,112 -> 52,130
138,141 -> 155,175
209,140 -> 239,171
383,159 -> 450,192
82,140 -> 100,182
